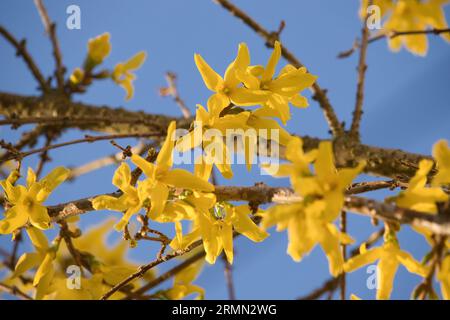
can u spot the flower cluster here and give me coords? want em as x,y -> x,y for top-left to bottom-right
69,32 -> 146,99
361,0 -> 450,56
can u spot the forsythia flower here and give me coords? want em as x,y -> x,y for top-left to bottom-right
361,0 -> 450,56
112,51 -> 147,100
344,230 -> 428,300
261,140 -> 364,276
171,203 -> 268,264
247,41 -> 317,124
87,32 -> 111,65
432,139 -> 450,187
390,159 -> 448,213
176,95 -> 250,178
163,257 -> 205,300
13,227 -> 58,299
195,43 -> 269,111
92,162 -> 148,231
69,67 -> 85,85
0,167 -> 70,233
132,121 -> 214,220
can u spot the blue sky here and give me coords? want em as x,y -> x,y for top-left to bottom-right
1,0 -> 449,299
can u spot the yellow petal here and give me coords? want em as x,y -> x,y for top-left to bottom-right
220,222 -> 234,264
0,206 -> 28,234
262,41 -> 281,83
124,51 -> 147,70
148,181 -> 169,218
112,162 -> 132,191
344,247 -> 383,273
396,250 -> 428,277
131,154 -> 156,179
92,194 -> 128,212
29,204 -> 51,230
231,205 -> 268,242
13,252 -> 41,278
194,53 -> 223,92
156,121 -> 176,171
161,169 -> 214,192
36,166 -> 71,203
26,227 -> 49,251
315,141 -> 336,181
377,255 -> 399,300
228,88 -> 269,106
26,167 -> 37,188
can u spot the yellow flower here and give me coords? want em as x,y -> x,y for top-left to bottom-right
176,96 -> 250,178
13,227 -> 57,299
438,254 -> 450,300
267,136 -> 317,190
87,32 -> 111,65
372,0 -> 450,56
92,162 -> 149,231
261,141 -> 364,276
195,43 -> 269,112
261,201 -> 354,277
247,41 -> 317,124
390,159 -> 448,214
432,139 -> 450,187
0,166 -> 70,233
344,233 -> 428,300
164,257 -> 205,300
112,51 -> 146,100
132,121 -> 214,220
171,203 -> 268,264
69,67 -> 85,85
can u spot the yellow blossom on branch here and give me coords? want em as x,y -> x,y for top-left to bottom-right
132,121 -> 214,220
92,162 -> 149,231
195,43 -> 269,111
87,32 -> 111,65
112,51 -> 147,100
344,230 -> 428,300
432,139 -> 450,187
0,167 -> 70,233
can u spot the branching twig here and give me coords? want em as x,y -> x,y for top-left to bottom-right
1,132 -> 160,162
338,28 -> 450,59
160,72 -> 191,119
0,26 -> 49,92
350,0 -> 372,138
0,282 -> 33,300
34,0 -> 65,91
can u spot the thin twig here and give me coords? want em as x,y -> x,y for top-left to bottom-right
34,0 -> 65,91
338,28 -> 450,58
160,72 -> 191,119
0,282 -> 33,300
0,26 -> 49,92
213,0 -> 343,136
350,0 -> 372,138
100,239 -> 203,300
223,254 -> 236,300
339,211 -> 347,300
1,132 -> 160,162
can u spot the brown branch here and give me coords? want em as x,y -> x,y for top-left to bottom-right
350,1 -> 372,138
34,0 -> 65,91
100,239 -> 203,300
213,0 -> 344,136
0,282 -> 33,300
223,254 -> 236,300
0,26 -> 49,92
339,211 -> 347,300
47,183 -> 450,235
339,28 -> 450,59
160,72 -> 191,119
1,133 -> 159,162
129,250 -> 206,298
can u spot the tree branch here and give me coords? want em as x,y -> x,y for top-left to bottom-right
349,0 -> 371,138
0,26 -> 49,92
